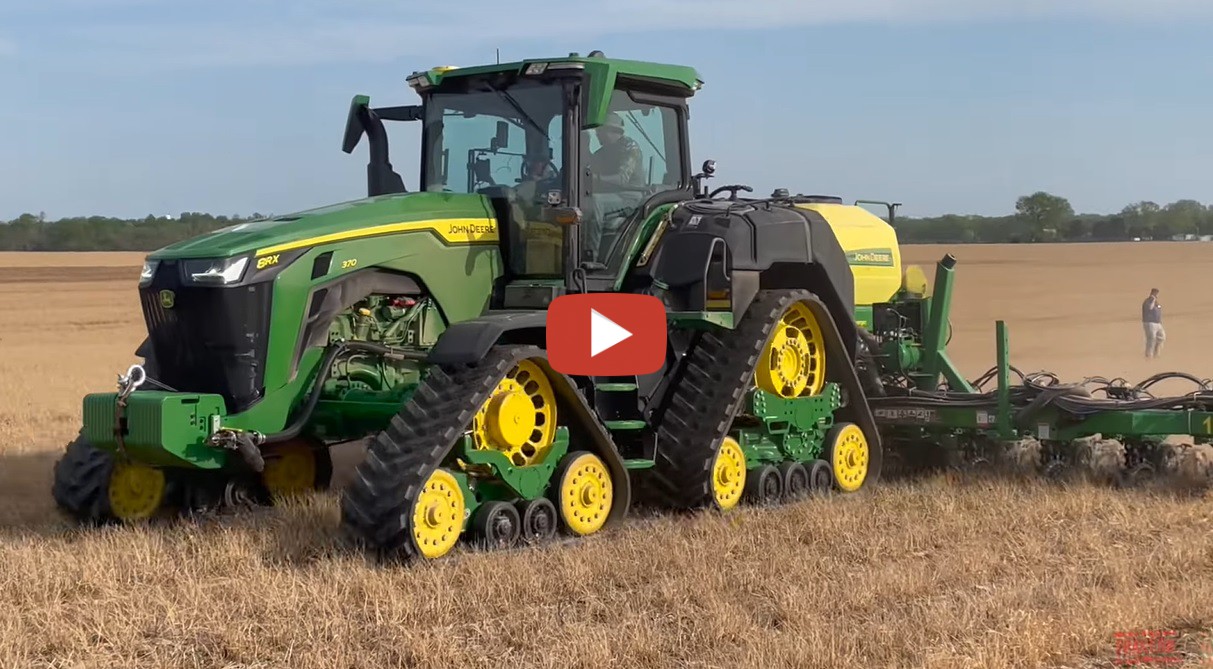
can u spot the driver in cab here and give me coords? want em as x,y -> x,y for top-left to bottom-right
588,112 -> 643,189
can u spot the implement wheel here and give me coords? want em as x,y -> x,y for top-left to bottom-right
551,451 -> 614,537
827,423 -> 870,493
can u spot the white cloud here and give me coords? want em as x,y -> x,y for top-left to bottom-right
31,0 -> 1213,70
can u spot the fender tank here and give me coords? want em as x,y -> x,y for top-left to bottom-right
792,203 -> 902,307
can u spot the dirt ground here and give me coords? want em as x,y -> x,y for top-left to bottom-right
0,244 -> 1210,669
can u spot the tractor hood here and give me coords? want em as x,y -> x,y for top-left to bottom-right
146,191 -> 497,261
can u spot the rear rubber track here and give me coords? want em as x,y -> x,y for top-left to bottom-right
644,288 -> 829,510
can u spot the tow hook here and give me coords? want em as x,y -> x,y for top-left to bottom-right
208,429 -> 266,472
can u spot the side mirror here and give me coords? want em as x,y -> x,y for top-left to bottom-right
342,94 -> 371,154
701,159 -> 716,176
491,120 -> 509,151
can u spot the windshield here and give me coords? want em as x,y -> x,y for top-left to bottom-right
421,79 -> 566,197
421,78 -> 569,277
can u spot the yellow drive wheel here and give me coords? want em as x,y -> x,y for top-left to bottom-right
755,301 -> 826,398
410,468 -> 466,559
472,358 -> 558,467
107,461 -> 167,521
712,437 -> 747,510
552,451 -> 613,536
260,439 -> 326,499
827,423 -> 870,493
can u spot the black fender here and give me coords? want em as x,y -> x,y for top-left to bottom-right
648,199 -> 858,360
426,310 -> 547,365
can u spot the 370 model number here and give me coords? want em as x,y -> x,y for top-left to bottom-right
341,258 -> 358,269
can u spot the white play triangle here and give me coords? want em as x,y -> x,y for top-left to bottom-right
589,308 -> 632,357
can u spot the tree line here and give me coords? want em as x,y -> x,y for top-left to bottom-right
1,193 -> 1211,251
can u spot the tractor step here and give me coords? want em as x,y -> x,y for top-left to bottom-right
603,420 -> 646,430
596,383 -> 639,392
623,458 -> 656,470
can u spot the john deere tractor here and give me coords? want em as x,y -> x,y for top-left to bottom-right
52,51 -> 909,560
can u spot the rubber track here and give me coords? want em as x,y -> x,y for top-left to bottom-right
50,434 -> 116,525
340,344 -> 575,561
644,289 -> 827,510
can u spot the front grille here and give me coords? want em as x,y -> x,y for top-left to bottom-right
140,260 -> 272,413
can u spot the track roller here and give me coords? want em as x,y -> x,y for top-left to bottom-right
780,461 -> 810,501
744,464 -> 783,505
807,459 -> 832,494
517,498 -> 558,544
473,500 -> 522,550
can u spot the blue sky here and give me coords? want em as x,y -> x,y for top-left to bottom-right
1,0 -> 1211,220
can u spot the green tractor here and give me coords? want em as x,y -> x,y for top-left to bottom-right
52,51 -> 890,560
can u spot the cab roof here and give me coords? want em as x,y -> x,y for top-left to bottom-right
406,52 -> 703,94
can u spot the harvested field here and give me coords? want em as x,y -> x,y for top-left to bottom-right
0,243 -> 1210,668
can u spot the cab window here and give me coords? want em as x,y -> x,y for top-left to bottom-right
580,89 -> 685,265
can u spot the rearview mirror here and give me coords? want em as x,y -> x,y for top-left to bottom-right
342,94 -> 371,154
493,120 -> 509,150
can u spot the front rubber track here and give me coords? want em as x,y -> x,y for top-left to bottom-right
643,289 -> 834,510
51,434 -> 118,525
339,344 -> 629,561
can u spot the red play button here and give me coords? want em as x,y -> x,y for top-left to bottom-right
547,293 -> 666,376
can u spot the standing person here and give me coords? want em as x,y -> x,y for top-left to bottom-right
1142,288 -> 1166,358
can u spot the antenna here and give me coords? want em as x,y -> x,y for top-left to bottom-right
496,48 -> 500,64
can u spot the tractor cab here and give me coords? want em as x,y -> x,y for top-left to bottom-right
343,52 -> 704,306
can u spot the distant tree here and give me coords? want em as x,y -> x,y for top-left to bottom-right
1014,191 -> 1074,242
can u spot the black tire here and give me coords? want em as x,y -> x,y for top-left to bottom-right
51,434 -> 117,525
780,461 -> 810,501
473,500 -> 522,550
744,464 -> 783,506
517,497 -> 558,544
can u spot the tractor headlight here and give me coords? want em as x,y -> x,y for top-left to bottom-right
181,256 -> 249,286
139,260 -> 159,286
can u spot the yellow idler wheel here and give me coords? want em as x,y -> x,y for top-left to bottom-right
827,423 -> 870,493
260,439 -> 324,499
712,437 -> 747,510
755,301 -> 826,398
107,461 -> 167,521
410,467 -> 467,559
472,358 -> 558,467
552,451 -> 613,536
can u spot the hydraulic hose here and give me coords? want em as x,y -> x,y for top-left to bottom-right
260,341 -> 427,445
